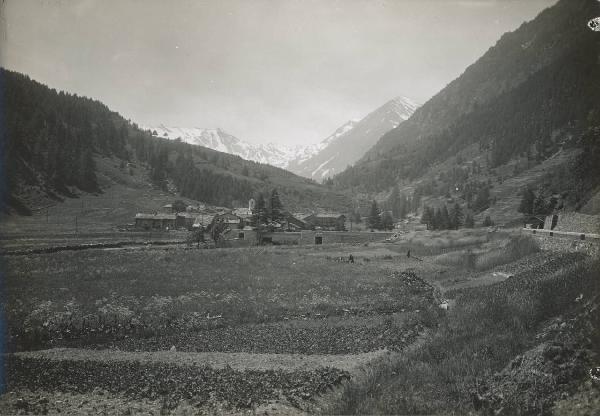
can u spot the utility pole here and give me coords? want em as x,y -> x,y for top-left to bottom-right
75,216 -> 78,233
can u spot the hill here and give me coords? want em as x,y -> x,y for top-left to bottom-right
332,0 -> 600,224
0,68 -> 351,217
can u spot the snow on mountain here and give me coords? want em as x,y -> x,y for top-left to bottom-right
147,125 -> 301,169
286,95 -> 418,181
146,95 -> 417,179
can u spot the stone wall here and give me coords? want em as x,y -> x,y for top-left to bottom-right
536,236 -> 599,257
523,228 -> 600,256
552,212 -> 600,234
298,231 -> 394,245
261,231 -> 395,246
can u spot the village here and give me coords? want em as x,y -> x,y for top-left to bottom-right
133,195 -> 424,247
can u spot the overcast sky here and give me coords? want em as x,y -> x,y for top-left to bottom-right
1,0 -> 556,146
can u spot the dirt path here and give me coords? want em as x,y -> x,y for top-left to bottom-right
13,348 -> 387,375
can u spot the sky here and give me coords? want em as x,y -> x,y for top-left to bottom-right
1,0 -> 557,146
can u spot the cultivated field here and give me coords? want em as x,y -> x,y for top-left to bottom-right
2,238 -> 442,414
2,228 -> 599,415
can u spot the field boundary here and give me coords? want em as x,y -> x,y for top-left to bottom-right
1,240 -> 186,256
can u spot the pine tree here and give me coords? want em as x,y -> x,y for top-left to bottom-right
420,205 -> 434,230
270,189 -> 283,222
464,212 -> 475,228
368,200 -> 382,230
441,205 -> 451,230
533,194 -> 548,216
254,193 -> 267,225
172,200 -> 187,213
449,202 -> 464,229
381,211 -> 394,230
518,187 -> 535,215
389,185 -> 401,218
474,185 -> 490,213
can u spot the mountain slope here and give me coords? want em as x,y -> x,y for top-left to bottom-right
333,0 -> 600,200
287,96 -> 417,181
1,68 -> 351,215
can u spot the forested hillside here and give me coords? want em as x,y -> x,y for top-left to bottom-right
1,69 -> 350,214
333,0 -> 600,208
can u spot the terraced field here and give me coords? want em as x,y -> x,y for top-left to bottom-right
2,242 -> 442,414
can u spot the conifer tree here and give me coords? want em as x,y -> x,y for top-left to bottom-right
381,211 -> 394,230
464,212 -> 475,228
518,187 -> 535,215
255,193 -> 267,225
449,202 -> 464,229
270,189 -> 283,222
420,205 -> 433,230
389,185 -> 401,218
368,200 -> 382,230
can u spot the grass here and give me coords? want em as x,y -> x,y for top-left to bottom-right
4,244 -> 435,351
387,228 -> 494,257
322,251 -> 599,415
433,234 -> 540,271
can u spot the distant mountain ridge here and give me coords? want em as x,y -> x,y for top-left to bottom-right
148,95 -> 417,181
148,125 -> 300,169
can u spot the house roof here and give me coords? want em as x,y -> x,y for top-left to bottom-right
193,214 -> 216,227
232,208 -> 253,219
314,213 -> 345,219
233,208 -> 253,216
135,213 -> 176,220
214,213 -> 242,223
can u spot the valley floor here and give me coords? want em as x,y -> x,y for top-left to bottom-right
1,227 -> 598,415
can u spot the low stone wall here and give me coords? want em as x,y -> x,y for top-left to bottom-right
298,231 -> 394,245
522,228 -> 600,256
548,212 -> 600,234
262,231 -> 395,246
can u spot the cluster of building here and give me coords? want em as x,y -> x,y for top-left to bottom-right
133,200 -> 347,235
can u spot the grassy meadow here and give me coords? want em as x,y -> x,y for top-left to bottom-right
4,243 -> 440,352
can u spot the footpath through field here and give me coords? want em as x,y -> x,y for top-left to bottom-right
13,348 -> 387,375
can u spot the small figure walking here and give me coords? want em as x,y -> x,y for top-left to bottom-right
348,254 -> 354,264
407,249 -> 411,259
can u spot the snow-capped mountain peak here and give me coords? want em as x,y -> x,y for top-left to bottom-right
147,125 -> 301,169
146,94 -> 418,179
286,95 -> 419,180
